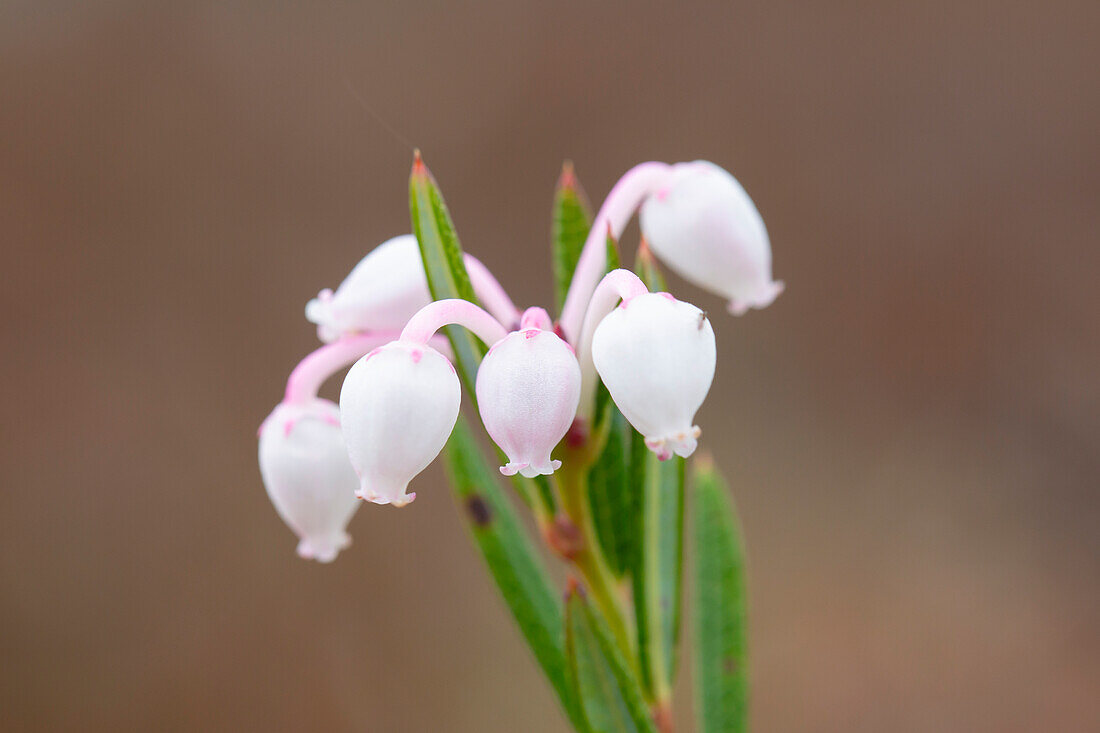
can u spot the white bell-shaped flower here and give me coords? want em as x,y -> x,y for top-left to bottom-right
258,399 -> 360,562
640,161 -> 783,315
591,292 -> 716,460
305,234 -> 431,342
339,341 -> 460,506
476,328 -> 581,477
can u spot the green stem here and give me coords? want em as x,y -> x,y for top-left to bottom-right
557,462 -> 636,667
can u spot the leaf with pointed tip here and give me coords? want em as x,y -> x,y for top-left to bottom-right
565,588 -> 658,733
692,464 -> 749,733
409,156 -> 557,520
635,243 -> 667,292
552,163 -> 593,313
444,416 -> 586,731
409,154 -> 485,395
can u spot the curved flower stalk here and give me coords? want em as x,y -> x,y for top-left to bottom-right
306,234 -> 521,342
576,269 -> 716,459
640,160 -> 783,315
558,163 -> 674,343
476,307 -> 581,477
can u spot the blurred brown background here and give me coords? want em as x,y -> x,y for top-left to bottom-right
2,1 -> 1097,731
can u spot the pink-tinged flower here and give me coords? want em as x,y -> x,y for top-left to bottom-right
306,235 -> 431,342
306,235 -> 521,343
258,399 -> 360,562
339,341 -> 461,507
476,308 -> 581,477
591,291 -> 716,460
639,160 -> 783,316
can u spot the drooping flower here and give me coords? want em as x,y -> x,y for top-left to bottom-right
306,234 -> 432,342
640,160 -> 783,315
339,341 -> 461,507
306,234 -> 521,343
590,290 -> 716,460
258,399 -> 360,562
476,308 -> 581,477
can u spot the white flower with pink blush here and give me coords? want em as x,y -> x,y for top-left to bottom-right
640,161 -> 783,316
257,157 -> 781,562
258,398 -> 359,562
340,341 -> 461,507
476,308 -> 581,478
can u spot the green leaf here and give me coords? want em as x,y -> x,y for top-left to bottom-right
444,416 -> 586,731
409,152 -> 486,395
587,408 -> 637,577
552,162 -> 593,313
632,451 -> 685,702
692,463 -> 749,733
565,587 -> 658,733
634,242 -> 666,291
605,227 -> 622,271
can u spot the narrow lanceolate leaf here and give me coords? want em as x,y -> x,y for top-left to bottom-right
632,451 -> 685,703
635,240 -> 666,292
587,408 -> 637,577
551,161 -> 593,313
444,417 -> 586,731
409,151 -> 485,395
565,587 -> 658,733
692,463 -> 749,733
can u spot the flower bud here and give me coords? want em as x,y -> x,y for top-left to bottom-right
339,341 -> 460,506
476,328 -> 581,477
258,399 -> 360,562
639,161 -> 783,315
306,234 -> 431,342
591,292 -> 716,459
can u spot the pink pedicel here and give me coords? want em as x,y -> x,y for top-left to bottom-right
558,162 -> 675,344
283,332 -> 399,405
574,269 -> 650,423
519,306 -> 553,331
400,298 -> 508,348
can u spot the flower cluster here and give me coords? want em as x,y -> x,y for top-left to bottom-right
258,160 -> 781,561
